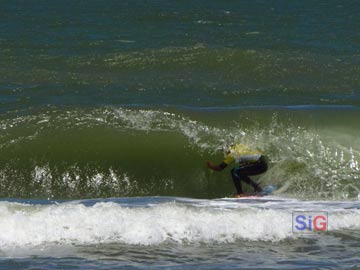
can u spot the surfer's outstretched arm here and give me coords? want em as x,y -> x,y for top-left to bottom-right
206,161 -> 227,171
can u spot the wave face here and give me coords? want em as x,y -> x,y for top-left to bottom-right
0,197 -> 360,248
0,107 -> 359,199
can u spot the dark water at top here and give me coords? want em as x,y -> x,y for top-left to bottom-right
1,0 -> 359,113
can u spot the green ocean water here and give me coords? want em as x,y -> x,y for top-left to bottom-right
1,0 -> 360,200
1,2 -> 360,269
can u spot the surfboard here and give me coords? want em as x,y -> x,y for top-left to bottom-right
234,185 -> 277,198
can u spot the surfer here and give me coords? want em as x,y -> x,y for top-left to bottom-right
206,144 -> 268,197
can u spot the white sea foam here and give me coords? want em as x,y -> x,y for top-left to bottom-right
0,199 -> 359,247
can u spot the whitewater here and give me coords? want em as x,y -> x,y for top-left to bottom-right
1,196 -> 359,246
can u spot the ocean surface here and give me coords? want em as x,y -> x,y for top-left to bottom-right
1,1 -> 360,269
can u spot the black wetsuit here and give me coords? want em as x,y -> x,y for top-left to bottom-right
223,155 -> 268,194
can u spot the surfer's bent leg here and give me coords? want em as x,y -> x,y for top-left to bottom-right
230,168 -> 243,194
232,157 -> 268,193
232,167 -> 257,193
239,174 -> 261,192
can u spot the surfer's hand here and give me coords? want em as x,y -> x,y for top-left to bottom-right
206,161 -> 225,171
206,161 -> 217,169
